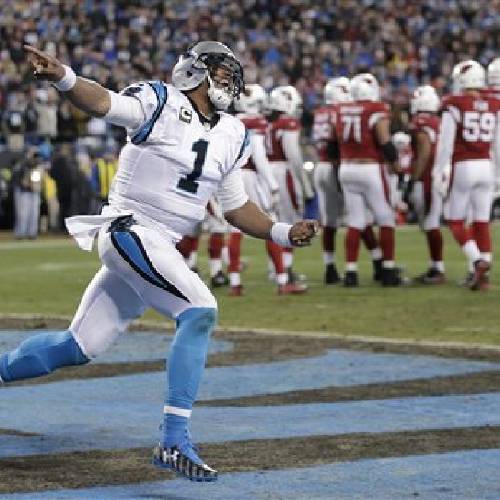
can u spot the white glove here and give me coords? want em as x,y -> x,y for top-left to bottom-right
432,165 -> 451,198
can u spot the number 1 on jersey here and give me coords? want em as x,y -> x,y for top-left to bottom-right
177,139 -> 209,194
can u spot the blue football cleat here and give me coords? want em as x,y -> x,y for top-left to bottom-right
152,438 -> 218,482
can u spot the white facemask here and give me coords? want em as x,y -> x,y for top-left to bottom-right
207,74 -> 233,110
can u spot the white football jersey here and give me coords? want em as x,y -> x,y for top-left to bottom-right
108,81 -> 250,238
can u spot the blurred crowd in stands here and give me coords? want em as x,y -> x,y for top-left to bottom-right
0,0 -> 498,236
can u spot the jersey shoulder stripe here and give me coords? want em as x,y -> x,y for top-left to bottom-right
234,127 -> 250,165
131,81 -> 168,145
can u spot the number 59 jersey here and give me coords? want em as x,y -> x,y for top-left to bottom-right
440,94 -> 500,164
109,81 -> 250,238
336,101 -> 390,164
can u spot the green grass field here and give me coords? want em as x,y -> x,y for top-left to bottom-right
1,224 -> 499,345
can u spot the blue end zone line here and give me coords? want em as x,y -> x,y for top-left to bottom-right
2,449 -> 500,500
1,392 -> 500,458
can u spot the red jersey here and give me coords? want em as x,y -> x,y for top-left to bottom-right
312,105 -> 338,163
239,113 -> 267,171
441,93 -> 500,163
336,101 -> 390,163
266,115 -> 301,162
408,112 -> 440,186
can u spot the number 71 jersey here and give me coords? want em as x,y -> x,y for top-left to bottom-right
336,101 -> 390,163
109,81 -> 249,237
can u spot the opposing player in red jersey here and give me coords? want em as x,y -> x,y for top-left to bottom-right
405,85 -> 445,284
228,85 -> 306,296
337,73 -> 402,286
434,60 -> 500,291
312,77 -> 349,284
267,85 -> 314,284
312,77 -> 383,284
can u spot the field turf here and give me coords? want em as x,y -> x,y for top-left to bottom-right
1,223 -> 499,345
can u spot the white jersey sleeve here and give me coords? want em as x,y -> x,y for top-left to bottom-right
434,110 -> 456,174
118,81 -> 169,144
218,168 -> 249,213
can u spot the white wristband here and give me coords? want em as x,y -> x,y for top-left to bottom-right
53,65 -> 77,91
270,222 -> 293,248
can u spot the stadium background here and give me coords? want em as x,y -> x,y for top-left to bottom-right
1,1 -> 500,498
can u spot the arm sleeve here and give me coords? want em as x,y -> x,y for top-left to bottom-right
218,168 -> 249,213
104,90 -> 145,130
434,110 -> 456,175
104,81 -> 167,143
251,133 -> 279,192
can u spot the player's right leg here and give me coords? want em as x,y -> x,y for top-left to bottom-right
0,266 -> 144,383
469,161 -> 494,290
364,164 -> 401,286
99,216 -> 218,480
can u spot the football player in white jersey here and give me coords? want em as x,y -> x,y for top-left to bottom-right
1,42 -> 317,481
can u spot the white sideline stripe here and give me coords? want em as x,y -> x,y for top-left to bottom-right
1,314 -> 500,353
163,406 -> 192,418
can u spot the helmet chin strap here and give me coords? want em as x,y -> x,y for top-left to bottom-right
207,74 -> 233,110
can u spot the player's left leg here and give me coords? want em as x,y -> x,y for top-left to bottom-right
412,181 -> 445,284
0,266 -> 145,383
445,161 -> 486,289
365,165 -> 400,286
469,162 -> 494,290
361,210 -> 383,281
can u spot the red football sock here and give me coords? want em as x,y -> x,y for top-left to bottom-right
345,227 -> 361,263
322,226 -> 336,253
472,221 -> 491,253
448,220 -> 472,246
379,226 -> 395,262
361,225 -> 378,251
228,232 -> 243,273
176,236 -> 199,259
266,240 -> 285,274
426,229 -> 443,262
208,233 -> 224,259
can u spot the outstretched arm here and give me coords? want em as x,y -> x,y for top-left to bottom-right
225,200 -> 318,246
218,169 -> 317,246
24,45 -> 144,128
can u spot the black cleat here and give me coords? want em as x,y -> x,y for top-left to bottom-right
343,270 -> 359,287
414,268 -> 445,285
287,268 -> 306,284
469,259 -> 490,291
324,263 -> 341,284
372,259 -> 383,282
153,442 -> 218,482
381,267 -> 403,287
211,270 -> 229,288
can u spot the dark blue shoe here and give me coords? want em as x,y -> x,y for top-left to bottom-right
152,435 -> 217,482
